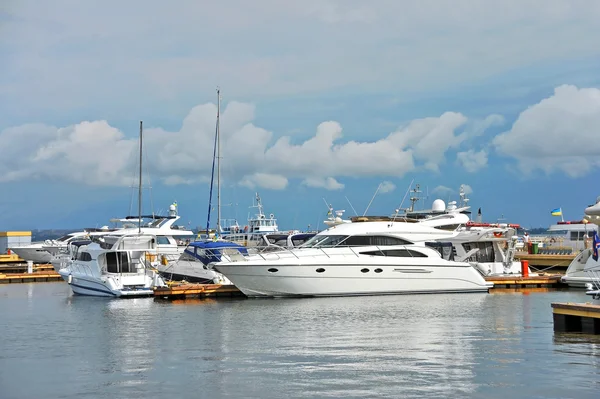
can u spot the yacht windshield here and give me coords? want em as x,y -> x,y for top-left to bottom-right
300,235 -> 349,248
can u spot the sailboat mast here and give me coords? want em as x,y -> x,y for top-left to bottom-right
216,88 -> 221,236
138,120 -> 143,234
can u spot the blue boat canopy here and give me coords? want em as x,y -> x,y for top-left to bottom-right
184,240 -> 248,265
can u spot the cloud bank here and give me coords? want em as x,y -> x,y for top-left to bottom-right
0,104 -> 486,189
493,85 -> 600,177
1,84 -> 599,189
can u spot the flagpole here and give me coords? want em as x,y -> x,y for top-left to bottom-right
561,208 -> 564,223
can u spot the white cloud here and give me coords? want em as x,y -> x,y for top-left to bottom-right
493,85 -> 600,177
465,114 -> 505,137
456,149 -> 488,172
240,173 -> 289,190
0,101 -> 478,188
302,177 -> 344,190
0,121 -> 136,185
379,181 -> 396,194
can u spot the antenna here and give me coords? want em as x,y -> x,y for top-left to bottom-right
345,196 -> 359,216
409,183 -> 422,212
363,183 -> 382,216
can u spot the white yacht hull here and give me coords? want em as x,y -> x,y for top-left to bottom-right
214,260 -> 492,297
561,275 -> 596,288
561,249 -> 600,288
10,245 -> 52,263
59,269 -> 162,298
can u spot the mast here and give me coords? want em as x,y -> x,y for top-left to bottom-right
138,120 -> 143,234
205,90 -> 219,236
216,88 -> 222,236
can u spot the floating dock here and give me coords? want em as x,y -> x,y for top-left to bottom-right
0,254 -> 24,264
0,263 -> 55,274
486,275 -> 564,289
514,254 -> 575,268
154,283 -> 244,300
0,271 -> 63,283
551,302 -> 600,334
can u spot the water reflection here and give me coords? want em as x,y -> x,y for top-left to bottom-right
1,284 -> 600,399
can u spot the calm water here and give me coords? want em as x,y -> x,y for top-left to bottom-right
1,283 -> 599,399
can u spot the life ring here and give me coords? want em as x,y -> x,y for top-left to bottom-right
493,232 -> 503,238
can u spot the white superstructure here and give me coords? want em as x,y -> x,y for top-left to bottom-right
58,234 -> 166,297
212,221 -> 493,298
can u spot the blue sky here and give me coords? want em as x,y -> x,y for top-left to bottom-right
2,0 -> 600,232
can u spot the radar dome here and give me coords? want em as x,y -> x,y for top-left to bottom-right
432,199 -> 446,213
169,204 -> 176,212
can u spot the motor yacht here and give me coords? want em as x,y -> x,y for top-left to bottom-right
211,220 -> 493,298
58,234 -> 166,297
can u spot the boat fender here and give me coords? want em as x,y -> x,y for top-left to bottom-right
67,274 -> 73,284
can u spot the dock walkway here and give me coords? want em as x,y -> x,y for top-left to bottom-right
154,284 -> 244,300
551,302 -> 600,334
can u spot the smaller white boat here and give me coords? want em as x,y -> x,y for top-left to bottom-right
220,193 -> 279,247
156,240 -> 244,284
58,234 -> 166,297
561,196 -> 600,288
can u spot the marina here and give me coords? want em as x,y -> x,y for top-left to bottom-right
3,3 -> 600,398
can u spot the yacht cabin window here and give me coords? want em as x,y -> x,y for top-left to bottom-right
360,249 -> 428,257
156,236 -> 171,245
462,242 -> 495,263
105,252 -> 132,273
343,235 -> 412,246
569,231 -> 596,240
77,252 -> 93,261
301,234 -> 412,248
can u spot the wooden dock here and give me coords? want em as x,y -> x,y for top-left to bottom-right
0,271 -> 63,283
0,254 -> 24,264
551,302 -> 600,334
514,253 -> 575,268
486,275 -> 564,289
154,283 -> 244,300
0,263 -> 55,274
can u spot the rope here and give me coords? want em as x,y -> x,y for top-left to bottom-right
529,262 -> 567,274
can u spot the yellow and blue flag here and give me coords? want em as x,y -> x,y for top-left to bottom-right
551,208 -> 562,217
